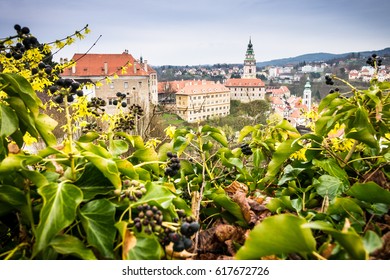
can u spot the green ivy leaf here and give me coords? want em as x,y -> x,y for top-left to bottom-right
109,139 -> 129,157
5,96 -> 39,139
264,139 -> 301,180
33,182 -> 83,256
136,182 -> 176,209
314,175 -> 344,200
128,235 -> 163,260
347,182 -> 390,204
77,131 -> 100,142
304,221 -> 367,259
327,197 -> 364,216
278,164 -> 305,186
346,129 -> 378,149
313,158 -> 349,186
82,151 -> 121,190
236,214 -> 316,259
79,199 -> 116,259
0,154 -> 42,174
0,73 -> 41,116
362,231 -> 383,254
238,125 -> 256,143
0,103 -> 18,138
204,187 -> 247,226
131,147 -> 159,174
35,114 -> 58,146
0,185 -> 27,207
50,235 -> 97,260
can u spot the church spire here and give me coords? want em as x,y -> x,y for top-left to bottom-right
242,37 -> 256,79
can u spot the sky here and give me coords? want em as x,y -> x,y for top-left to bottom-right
1,0 -> 390,66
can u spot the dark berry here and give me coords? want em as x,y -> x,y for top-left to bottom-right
21,27 -> 30,34
38,62 -> 46,69
121,102 -> 127,108
49,85 -> 58,94
169,232 -> 181,243
64,79 -> 73,88
180,222 -> 190,235
56,78 -> 65,86
173,240 -> 185,252
145,210 -> 154,218
14,24 -> 21,32
12,53 -> 23,60
116,92 -> 122,97
71,82 -> 80,90
54,95 -> 63,104
183,237 -> 193,249
188,222 -> 200,233
76,90 -> 84,97
67,95 -> 74,102
167,151 -> 173,158
44,66 -> 52,75
31,68 -> 39,75
113,100 -> 118,105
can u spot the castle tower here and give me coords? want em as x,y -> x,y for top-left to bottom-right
302,78 -> 312,111
242,37 -> 257,79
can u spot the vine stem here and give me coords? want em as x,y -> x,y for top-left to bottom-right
63,97 -> 76,181
312,251 -> 327,260
342,140 -> 359,167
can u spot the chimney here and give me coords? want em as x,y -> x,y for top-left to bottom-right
133,61 -> 137,74
72,64 -> 76,74
104,62 -> 108,75
144,59 -> 148,72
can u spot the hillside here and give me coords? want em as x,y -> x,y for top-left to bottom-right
256,47 -> 390,67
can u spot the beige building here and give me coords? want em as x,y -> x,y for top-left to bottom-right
225,78 -> 266,102
175,80 -> 230,123
61,52 -> 158,115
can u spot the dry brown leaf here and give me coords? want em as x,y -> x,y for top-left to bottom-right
165,243 -> 197,259
122,230 -> 137,260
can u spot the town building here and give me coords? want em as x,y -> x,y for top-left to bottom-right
61,51 -> 158,115
224,38 -> 266,102
175,80 -> 230,123
302,79 -> 312,111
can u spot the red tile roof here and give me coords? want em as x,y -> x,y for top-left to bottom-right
158,80 -> 219,94
178,80 -> 229,95
62,53 -> 155,77
225,78 -> 265,87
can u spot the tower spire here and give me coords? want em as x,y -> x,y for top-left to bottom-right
243,37 -> 256,79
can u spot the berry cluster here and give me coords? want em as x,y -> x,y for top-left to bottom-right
113,113 -> 136,131
120,180 -> 147,202
113,92 -> 128,108
160,210 -> 200,252
129,104 -> 144,117
82,121 -> 100,133
240,143 -> 253,156
131,204 -> 163,235
165,152 -> 181,177
328,88 -> 340,94
366,54 -> 383,67
87,97 -> 106,116
51,78 -> 83,104
2,25 -> 40,61
325,75 -> 334,85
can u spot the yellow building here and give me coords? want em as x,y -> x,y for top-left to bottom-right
175,80 -> 230,123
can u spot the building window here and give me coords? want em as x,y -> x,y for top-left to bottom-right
109,83 -> 114,89
124,82 -> 128,89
